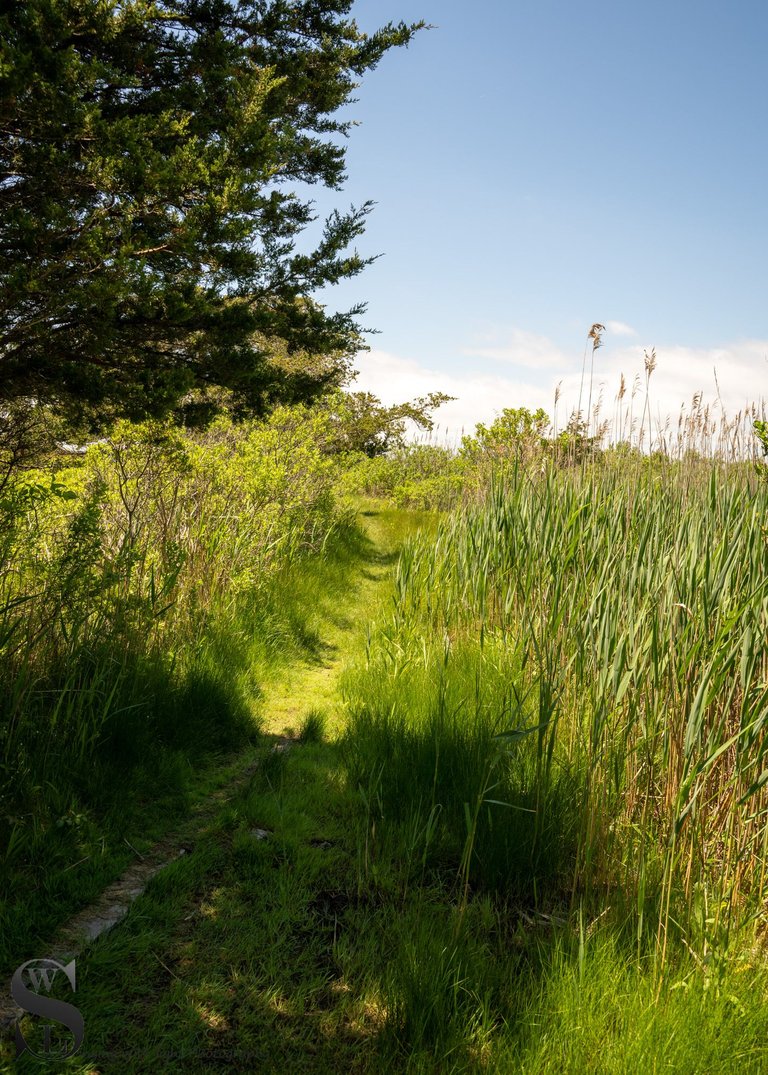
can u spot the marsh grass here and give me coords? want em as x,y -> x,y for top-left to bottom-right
325,445 -> 768,1069
342,635 -> 580,904
341,447 -> 768,980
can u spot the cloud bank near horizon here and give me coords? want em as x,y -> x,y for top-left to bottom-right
350,333 -> 768,442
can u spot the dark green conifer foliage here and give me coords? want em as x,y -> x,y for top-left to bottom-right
0,1 -> 422,424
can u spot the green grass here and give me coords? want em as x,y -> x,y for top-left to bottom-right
348,461 -> 768,941
0,513 -> 390,974
504,932 -> 768,1074
5,482 -> 768,1073
341,632 -> 580,902
8,711 -> 767,1073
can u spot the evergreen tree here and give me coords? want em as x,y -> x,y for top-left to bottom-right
0,0 -> 422,425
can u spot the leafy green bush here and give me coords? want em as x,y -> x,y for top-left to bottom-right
342,444 -> 464,509
0,406 -> 353,934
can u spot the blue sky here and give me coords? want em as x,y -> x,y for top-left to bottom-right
312,0 -> 768,436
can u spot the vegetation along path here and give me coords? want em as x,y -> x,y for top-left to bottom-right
1,506 -> 434,1073
6,486 -> 768,1075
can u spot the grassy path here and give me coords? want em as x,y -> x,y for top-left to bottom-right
7,500 -> 768,1074
255,506 -> 417,740
3,506 -> 431,1074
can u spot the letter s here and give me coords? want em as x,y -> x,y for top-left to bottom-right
11,959 -> 84,1058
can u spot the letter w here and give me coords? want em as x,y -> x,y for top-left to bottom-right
25,966 -> 59,992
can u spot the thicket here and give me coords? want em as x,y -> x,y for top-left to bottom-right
0,404 -> 358,957
346,397 -> 766,509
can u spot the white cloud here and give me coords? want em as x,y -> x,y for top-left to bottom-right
605,320 -> 637,337
350,350 -> 552,442
350,335 -> 768,443
461,328 -> 567,369
557,340 -> 768,430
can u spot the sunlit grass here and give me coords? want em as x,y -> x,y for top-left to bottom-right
5,389 -> 768,1070
336,453 -> 768,1069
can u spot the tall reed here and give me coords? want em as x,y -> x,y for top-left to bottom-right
343,451 -> 768,965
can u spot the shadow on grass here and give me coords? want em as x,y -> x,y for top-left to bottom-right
1,741 -> 524,1073
5,717 -> 748,1074
0,518 -> 381,974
